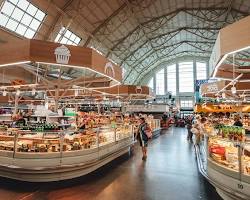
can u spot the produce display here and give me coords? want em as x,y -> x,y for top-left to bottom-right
214,125 -> 245,141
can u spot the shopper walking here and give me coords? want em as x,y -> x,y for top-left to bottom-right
186,115 -> 193,141
136,117 -> 151,161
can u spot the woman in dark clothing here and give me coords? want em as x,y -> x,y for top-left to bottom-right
137,117 -> 149,161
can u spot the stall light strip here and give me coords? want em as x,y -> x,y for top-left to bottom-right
212,46 -> 250,78
212,55 -> 228,78
0,84 -> 38,90
0,61 -> 31,67
36,62 -> 121,85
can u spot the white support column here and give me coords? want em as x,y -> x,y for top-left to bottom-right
193,59 -> 197,95
176,62 -> 179,96
153,74 -> 156,94
164,66 -> 168,95
206,60 -> 209,79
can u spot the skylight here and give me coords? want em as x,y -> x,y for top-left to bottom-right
55,27 -> 81,46
0,0 -> 46,39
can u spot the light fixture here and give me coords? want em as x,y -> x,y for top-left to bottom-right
16,89 -> 21,96
216,96 -> 220,102
32,88 -> 36,96
231,86 -> 236,94
222,92 -> 226,99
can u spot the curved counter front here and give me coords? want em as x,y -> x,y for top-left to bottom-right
0,125 -> 134,182
196,135 -> 250,200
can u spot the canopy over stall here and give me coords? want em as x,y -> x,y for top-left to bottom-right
206,16 -> 250,101
0,39 -> 122,111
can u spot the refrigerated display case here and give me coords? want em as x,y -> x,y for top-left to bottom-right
0,124 -> 134,182
196,132 -> 250,200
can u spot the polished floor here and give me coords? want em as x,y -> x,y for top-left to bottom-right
0,127 -> 222,200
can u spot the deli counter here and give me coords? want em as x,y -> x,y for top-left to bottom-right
0,124 -> 134,182
196,127 -> 250,200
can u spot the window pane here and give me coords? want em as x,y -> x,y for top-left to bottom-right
196,62 -> 207,80
16,23 -> 27,35
148,77 -> 154,90
35,10 -> 45,21
179,62 -> 194,92
21,13 -> 32,26
156,69 -> 165,95
12,8 -> 24,21
17,0 -> 29,10
74,37 -> 81,44
180,100 -> 193,108
167,64 -> 176,95
30,18 -> 40,30
0,13 -> 9,26
1,2 -> 15,16
24,28 -> 35,38
6,19 -> 18,31
60,37 -> 68,44
55,27 -> 82,46
27,4 -> 38,16
55,33 -> 61,42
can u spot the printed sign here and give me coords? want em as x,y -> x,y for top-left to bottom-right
54,45 -> 71,64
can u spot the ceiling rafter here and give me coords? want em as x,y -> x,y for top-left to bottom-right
84,2 -> 127,46
44,0 -> 75,40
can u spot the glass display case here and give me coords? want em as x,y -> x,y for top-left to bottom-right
0,124 -> 134,154
208,136 -> 239,172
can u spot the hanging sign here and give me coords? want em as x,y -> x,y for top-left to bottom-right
200,80 -> 225,96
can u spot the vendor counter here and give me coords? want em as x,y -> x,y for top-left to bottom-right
196,133 -> 250,200
0,124 -> 134,182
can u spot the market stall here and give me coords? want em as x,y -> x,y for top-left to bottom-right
196,16 -> 250,200
0,39 -> 137,182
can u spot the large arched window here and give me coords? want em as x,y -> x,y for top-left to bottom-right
179,62 -> 194,93
148,77 -> 154,89
156,68 -> 165,95
196,62 -> 207,80
145,60 -> 207,96
167,64 -> 176,95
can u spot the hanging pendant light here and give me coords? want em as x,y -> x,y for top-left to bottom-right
2,90 -> 7,97
231,86 -> 236,94
32,87 -> 36,96
222,92 -> 226,99
16,89 -> 21,96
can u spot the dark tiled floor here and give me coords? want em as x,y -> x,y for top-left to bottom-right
0,127 -> 222,200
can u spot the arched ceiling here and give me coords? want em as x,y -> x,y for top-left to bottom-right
1,0 -> 250,85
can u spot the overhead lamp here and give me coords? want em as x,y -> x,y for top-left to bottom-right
16,89 -> 21,96
231,86 -> 237,94
32,88 -> 36,96
222,92 -> 226,99
2,89 -> 7,97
